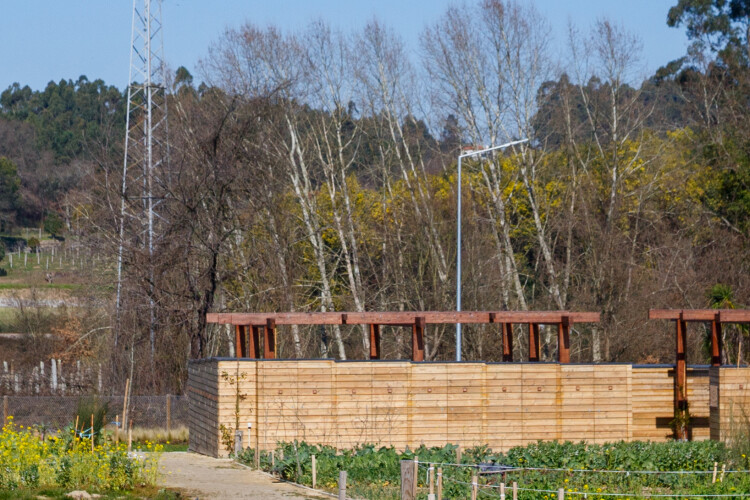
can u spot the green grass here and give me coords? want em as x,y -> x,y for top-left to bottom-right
0,308 -> 16,333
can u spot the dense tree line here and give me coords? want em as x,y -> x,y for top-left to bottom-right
1,0 -> 749,392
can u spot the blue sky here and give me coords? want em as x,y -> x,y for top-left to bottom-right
0,1 -> 689,92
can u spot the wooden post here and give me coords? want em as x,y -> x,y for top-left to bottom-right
127,420 -> 132,453
471,474 -> 478,500
264,319 -> 276,359
500,482 -> 506,500
412,317 -> 425,361
529,324 -> 540,361
166,394 -> 171,435
338,470 -> 347,500
235,325 -> 245,358
115,415 -> 120,444
558,316 -> 571,363
250,326 -> 261,359
429,464 -> 435,500
91,414 -> 95,452
721,463 -> 726,482
401,460 -> 416,500
711,316 -> 723,367
558,487 -> 565,500
713,462 -> 718,483
502,323 -> 514,362
369,324 -> 381,360
2,396 -> 7,426
312,454 -> 317,488
456,443 -> 462,463
675,315 -> 688,439
122,378 -> 130,432
413,457 -> 419,497
512,481 -> 518,500
437,467 -> 443,500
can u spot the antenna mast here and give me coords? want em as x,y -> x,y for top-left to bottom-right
116,0 -> 169,357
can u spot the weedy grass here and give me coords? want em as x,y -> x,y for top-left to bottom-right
0,417 -> 162,493
130,425 -> 189,446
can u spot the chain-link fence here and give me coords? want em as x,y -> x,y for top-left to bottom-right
1,395 -> 188,430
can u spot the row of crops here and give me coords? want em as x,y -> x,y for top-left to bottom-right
237,440 -> 750,499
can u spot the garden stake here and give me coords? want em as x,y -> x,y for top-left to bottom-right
512,481 -> 518,500
413,457 -> 419,497
115,415 -> 119,444
127,420 -> 132,453
471,474 -> 477,500
558,487 -> 565,500
437,467 -> 442,500
312,454 -> 317,488
713,462 -> 717,483
74,415 -> 79,439
721,463 -> 726,482
500,482 -> 505,500
429,463 -> 435,500
338,470 -> 346,500
91,414 -> 94,452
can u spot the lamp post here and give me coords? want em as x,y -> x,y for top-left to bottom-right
456,138 -> 529,361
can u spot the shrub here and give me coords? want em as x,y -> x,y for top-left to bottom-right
74,397 -> 110,445
27,237 -> 39,251
0,416 -> 161,491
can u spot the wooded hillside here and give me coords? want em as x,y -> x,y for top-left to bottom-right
0,0 -> 748,393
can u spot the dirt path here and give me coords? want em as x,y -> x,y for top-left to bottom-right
158,452 -> 330,499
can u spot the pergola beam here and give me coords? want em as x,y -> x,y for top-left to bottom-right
207,310 -> 599,326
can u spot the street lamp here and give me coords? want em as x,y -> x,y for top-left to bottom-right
455,138 -> 529,361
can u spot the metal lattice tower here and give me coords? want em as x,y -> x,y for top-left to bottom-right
116,0 -> 169,357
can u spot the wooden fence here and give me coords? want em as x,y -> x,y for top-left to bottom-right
188,359 -> 717,458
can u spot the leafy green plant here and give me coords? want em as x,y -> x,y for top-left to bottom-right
237,440 -> 750,499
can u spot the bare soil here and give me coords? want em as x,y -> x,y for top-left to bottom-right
158,452 -> 329,499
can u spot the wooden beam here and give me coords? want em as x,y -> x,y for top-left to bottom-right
650,309 -> 750,323
234,325 -> 244,358
675,317 -> 688,439
558,316 -> 571,363
264,318 -> 276,359
681,309 -> 722,321
369,324 -> 381,360
711,319 -> 722,367
719,310 -> 750,323
206,310 -> 602,326
250,326 -> 261,359
412,317 -> 425,362
649,309 -> 682,320
529,324 -> 540,362
502,323 -> 513,362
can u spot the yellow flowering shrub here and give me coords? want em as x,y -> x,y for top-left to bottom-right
0,417 -> 161,491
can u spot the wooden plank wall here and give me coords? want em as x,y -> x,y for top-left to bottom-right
195,360 -> 637,457
710,367 -> 750,441
186,360 -> 221,457
631,366 -> 710,442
